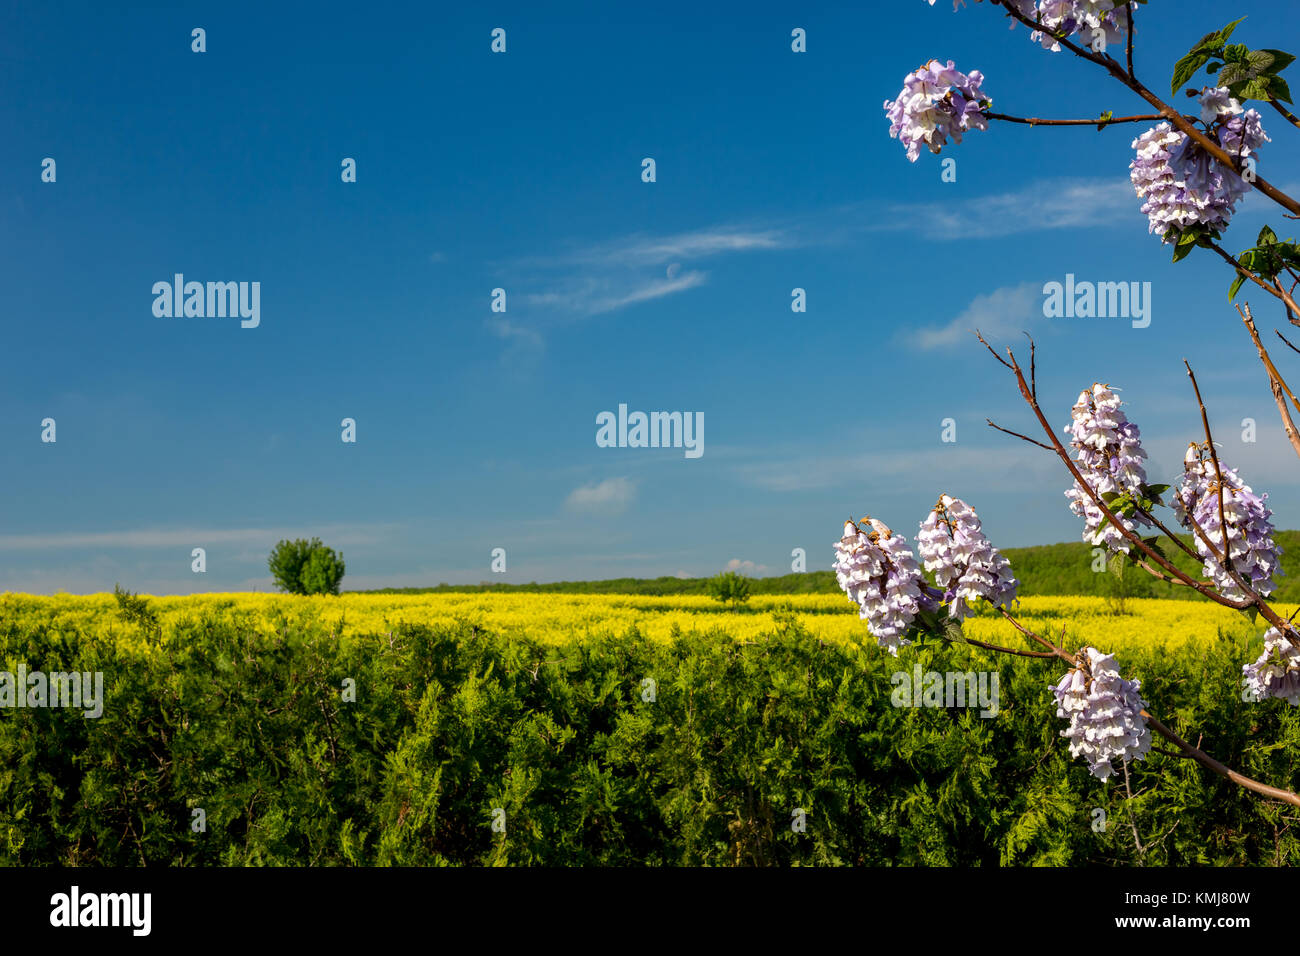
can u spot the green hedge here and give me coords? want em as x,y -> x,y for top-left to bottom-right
2,609 -> 1299,865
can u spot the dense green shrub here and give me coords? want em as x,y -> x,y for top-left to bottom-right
707,571 -> 752,611
269,538 -> 346,595
0,608 -> 1297,865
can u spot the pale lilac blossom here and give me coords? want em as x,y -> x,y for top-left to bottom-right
1063,384 -> 1151,553
1053,647 -> 1151,781
917,495 -> 1018,619
834,518 -> 939,654
1173,442 -> 1282,600
1243,627 -> 1300,706
884,60 -> 990,162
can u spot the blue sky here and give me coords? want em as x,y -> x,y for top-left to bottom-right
4,0 -> 1300,593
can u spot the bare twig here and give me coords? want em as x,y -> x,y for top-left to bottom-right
1123,0 -> 1134,78
1276,327 -> 1300,358
1184,361 -> 1232,576
986,418 -> 1054,451
985,110 -> 1163,126
1240,302 -> 1300,461
1270,98 -> 1300,132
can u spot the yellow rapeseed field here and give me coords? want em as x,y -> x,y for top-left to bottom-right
0,591 -> 1285,656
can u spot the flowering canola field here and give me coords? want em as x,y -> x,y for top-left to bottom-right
0,591 -> 1281,657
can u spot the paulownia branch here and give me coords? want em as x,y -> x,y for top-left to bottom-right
967,601 -> 1300,808
1278,327 -> 1300,358
990,0 -> 1300,218
1123,0 -> 1134,79
976,331 -> 1246,608
1206,241 -> 1300,325
1270,99 -> 1300,132
962,634 -> 1059,658
978,331 -> 1300,648
1184,361 -> 1233,578
1240,302 -> 1300,461
985,110 -> 1164,126
1141,710 -> 1300,808
996,605 -> 1074,662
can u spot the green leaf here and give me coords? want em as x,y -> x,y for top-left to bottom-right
1262,49 -> 1297,73
1172,239 -> 1196,263
1246,49 -> 1276,73
1216,17 -> 1246,45
941,618 -> 965,645
1237,76 -> 1274,101
1259,226 -> 1278,245
1218,62 -> 1250,86
1172,52 -> 1210,95
1229,274 -> 1247,300
1145,483 -> 1170,497
1108,552 -> 1126,579
1271,74 -> 1293,104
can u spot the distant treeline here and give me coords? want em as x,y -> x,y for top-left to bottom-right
357,531 -> 1300,602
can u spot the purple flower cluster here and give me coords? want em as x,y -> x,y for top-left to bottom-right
1063,384 -> 1151,553
1022,1 -> 1132,53
924,0 -> 1132,50
1173,442 -> 1282,601
1242,627 -> 1300,707
917,494 -> 1018,620
1052,647 -> 1151,781
834,518 -> 938,654
884,59 -> 989,162
1130,88 -> 1269,239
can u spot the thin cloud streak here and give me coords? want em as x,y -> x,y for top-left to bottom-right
860,177 -> 1137,240
0,524 -> 400,551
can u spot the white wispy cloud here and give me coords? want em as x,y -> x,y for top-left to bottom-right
512,224 -> 793,320
523,270 -> 708,316
910,281 -> 1042,350
562,227 -> 789,268
565,477 -> 637,515
0,524 -> 397,551
864,177 -> 1137,240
